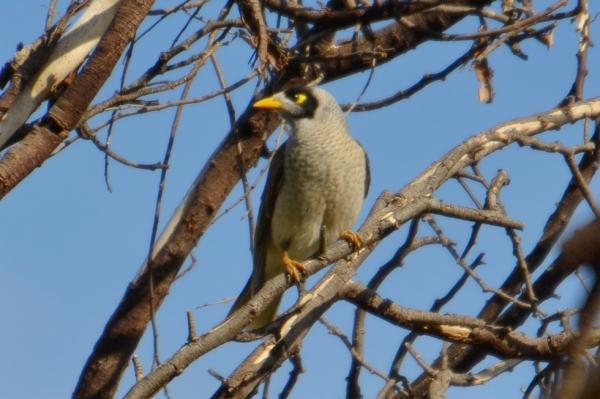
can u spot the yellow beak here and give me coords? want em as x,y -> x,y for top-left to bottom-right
253,96 -> 283,109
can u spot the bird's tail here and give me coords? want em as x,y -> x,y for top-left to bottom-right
228,277 -> 283,329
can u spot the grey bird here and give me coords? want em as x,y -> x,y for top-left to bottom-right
229,86 -> 370,329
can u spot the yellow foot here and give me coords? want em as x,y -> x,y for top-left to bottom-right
283,250 -> 306,283
340,230 -> 362,249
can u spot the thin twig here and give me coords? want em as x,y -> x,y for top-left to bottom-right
210,53 -> 256,250
187,311 -> 197,341
81,132 -> 167,170
564,153 -> 600,219
103,33 -> 138,191
345,58 -> 376,114
196,296 -> 237,309
132,355 -> 144,382
45,0 -> 58,30
320,318 -> 391,383
175,252 -> 198,281
348,40 -> 487,112
279,355 -> 305,399
85,69 -> 257,136
423,214 -> 532,309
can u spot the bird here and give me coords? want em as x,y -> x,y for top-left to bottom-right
228,86 -> 370,329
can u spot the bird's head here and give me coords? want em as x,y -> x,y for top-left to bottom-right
253,86 -> 346,130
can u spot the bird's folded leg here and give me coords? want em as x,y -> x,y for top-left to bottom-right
282,250 -> 307,282
340,230 -> 362,250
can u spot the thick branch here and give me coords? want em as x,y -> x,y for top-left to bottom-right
345,282 -> 597,361
317,0 -> 494,82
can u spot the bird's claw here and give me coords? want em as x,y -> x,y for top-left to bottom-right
340,230 -> 362,250
283,250 -> 306,283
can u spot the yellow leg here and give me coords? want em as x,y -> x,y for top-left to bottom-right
340,230 -> 362,249
283,250 -> 306,282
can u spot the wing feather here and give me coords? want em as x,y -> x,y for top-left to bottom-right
356,141 -> 370,199
251,142 -> 287,293
228,142 -> 287,316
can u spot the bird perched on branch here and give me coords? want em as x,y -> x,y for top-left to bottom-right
229,86 -> 370,329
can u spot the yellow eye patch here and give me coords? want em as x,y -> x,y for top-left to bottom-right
294,93 -> 308,104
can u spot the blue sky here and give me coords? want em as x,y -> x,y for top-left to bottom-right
2,1 -> 600,398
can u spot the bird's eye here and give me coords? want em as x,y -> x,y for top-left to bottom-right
294,93 -> 308,105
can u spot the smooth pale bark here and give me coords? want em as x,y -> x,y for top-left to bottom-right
0,0 -> 122,148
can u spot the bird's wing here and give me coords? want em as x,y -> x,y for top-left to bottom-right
251,141 -> 287,292
357,141 -> 371,199
228,142 -> 287,317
